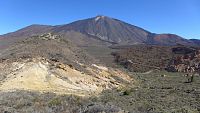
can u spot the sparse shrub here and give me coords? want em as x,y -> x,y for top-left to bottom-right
68,64 -> 73,69
48,98 -> 61,107
123,89 -> 131,95
82,65 -> 87,68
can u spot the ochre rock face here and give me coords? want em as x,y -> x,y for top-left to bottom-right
0,58 -> 133,96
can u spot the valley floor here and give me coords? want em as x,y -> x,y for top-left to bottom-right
0,70 -> 200,113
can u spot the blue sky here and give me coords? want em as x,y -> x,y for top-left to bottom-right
0,0 -> 199,39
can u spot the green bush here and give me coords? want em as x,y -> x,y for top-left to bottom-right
48,98 -> 61,106
123,90 -> 131,95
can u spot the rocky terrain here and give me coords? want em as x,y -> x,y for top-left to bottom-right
111,45 -> 174,72
0,33 -> 133,96
0,16 -> 200,113
166,47 -> 200,73
111,44 -> 200,73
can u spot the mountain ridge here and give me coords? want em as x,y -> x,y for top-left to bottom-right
53,15 -> 152,44
0,15 -> 199,47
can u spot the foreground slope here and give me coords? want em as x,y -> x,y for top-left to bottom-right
0,33 -> 133,95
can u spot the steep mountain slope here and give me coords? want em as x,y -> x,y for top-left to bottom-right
54,15 -> 152,44
53,16 -> 198,46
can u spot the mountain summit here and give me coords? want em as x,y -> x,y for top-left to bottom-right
54,15 -> 152,44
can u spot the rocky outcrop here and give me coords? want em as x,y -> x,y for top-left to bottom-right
111,45 -> 172,72
0,57 -> 133,95
112,45 -> 200,73
166,49 -> 200,73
